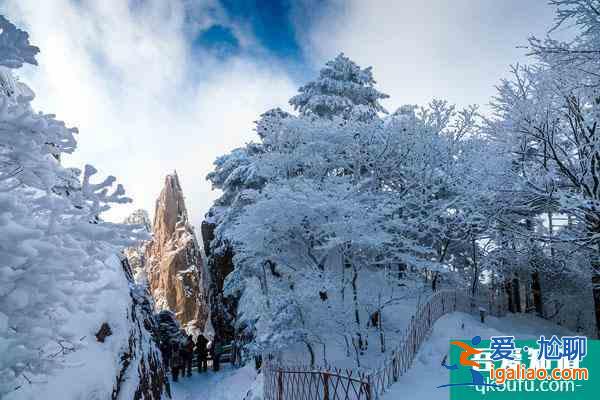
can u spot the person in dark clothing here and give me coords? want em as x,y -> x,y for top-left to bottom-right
157,310 -> 180,372
195,333 -> 209,373
159,339 -> 172,371
211,338 -> 221,372
171,342 -> 182,382
182,335 -> 194,377
254,354 -> 262,371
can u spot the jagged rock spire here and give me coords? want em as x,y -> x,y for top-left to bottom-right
152,172 -> 188,247
145,172 -> 208,332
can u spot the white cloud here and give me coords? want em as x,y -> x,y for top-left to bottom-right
2,0 -> 297,229
296,0 -> 560,112
1,0 -> 571,231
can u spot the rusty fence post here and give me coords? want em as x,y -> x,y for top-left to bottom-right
427,302 -> 431,327
454,291 -> 457,311
364,375 -> 372,400
277,370 -> 283,400
411,316 -> 416,354
322,372 -> 329,400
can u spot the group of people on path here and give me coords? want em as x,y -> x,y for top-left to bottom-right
160,332 -> 220,382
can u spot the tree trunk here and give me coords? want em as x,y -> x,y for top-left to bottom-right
342,244 -> 351,301
512,274 -> 522,313
397,262 -> 406,283
377,293 -> 385,353
526,217 -> 544,316
379,320 -> 385,353
505,280 -> 515,313
593,248 -> 600,339
304,340 -> 315,368
525,279 -> 532,312
470,235 -> 479,297
531,271 -> 543,316
344,334 -> 351,357
432,239 -> 449,292
351,264 -> 365,351
583,224 -> 600,338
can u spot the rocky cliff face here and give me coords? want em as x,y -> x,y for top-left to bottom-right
201,216 -> 237,343
145,173 -> 208,332
113,258 -> 171,400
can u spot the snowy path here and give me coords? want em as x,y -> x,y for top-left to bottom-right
168,313 -> 572,400
170,365 -> 258,400
382,312 -> 573,399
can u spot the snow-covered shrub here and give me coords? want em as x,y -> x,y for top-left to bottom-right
0,16 -> 162,397
486,0 -> 600,337
123,209 -> 152,284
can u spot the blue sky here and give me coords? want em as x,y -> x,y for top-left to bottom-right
190,0 -> 319,81
187,0 -> 566,91
0,0 -> 569,228
217,0 -> 301,59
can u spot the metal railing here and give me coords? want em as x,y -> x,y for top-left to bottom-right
263,289 -> 506,400
263,363 -> 373,400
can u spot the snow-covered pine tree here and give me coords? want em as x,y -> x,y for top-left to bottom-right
289,53 -> 389,120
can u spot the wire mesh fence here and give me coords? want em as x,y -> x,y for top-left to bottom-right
263,362 -> 373,400
263,289 -> 507,400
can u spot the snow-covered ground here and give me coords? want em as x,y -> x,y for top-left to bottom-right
168,311 -> 573,400
170,364 -> 259,400
384,311 -> 574,400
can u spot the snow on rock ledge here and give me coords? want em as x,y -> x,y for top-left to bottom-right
6,256 -> 170,400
